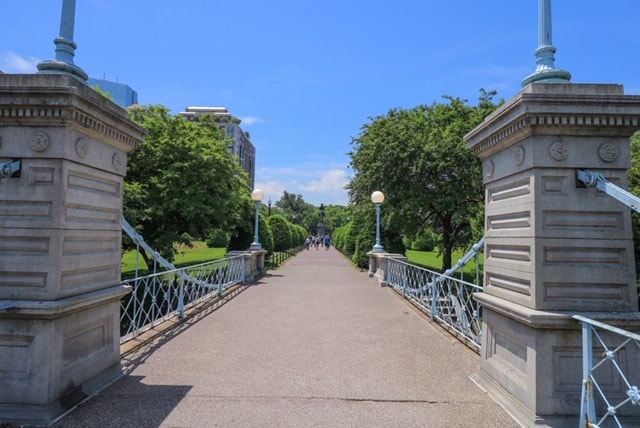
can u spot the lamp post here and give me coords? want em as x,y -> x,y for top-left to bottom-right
37,0 -> 88,82
250,189 -> 264,250
371,191 -> 385,252
268,196 -> 272,217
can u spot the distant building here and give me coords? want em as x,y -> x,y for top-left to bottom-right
179,106 -> 256,187
87,77 -> 138,108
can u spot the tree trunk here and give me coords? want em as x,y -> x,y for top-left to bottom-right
441,216 -> 453,271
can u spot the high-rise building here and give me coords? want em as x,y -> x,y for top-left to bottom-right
179,106 -> 256,187
87,77 -> 138,108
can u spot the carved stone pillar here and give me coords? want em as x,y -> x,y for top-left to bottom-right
465,83 -> 640,426
0,74 -> 145,425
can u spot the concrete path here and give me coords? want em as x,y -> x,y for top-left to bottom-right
53,247 -> 518,428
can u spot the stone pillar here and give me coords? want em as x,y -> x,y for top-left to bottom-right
0,74 -> 145,425
465,83 -> 640,426
368,252 -> 407,286
225,249 -> 267,283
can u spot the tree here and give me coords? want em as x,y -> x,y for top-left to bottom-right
626,131 -> 640,305
124,104 -> 251,266
347,92 -> 500,270
275,191 -> 317,232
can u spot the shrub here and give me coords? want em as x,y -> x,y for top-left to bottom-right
206,228 -> 230,248
267,214 -> 293,251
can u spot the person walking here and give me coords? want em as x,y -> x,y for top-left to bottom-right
323,235 -> 331,251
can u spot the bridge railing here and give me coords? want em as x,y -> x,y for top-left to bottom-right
120,255 -> 245,344
573,315 -> 640,427
385,257 -> 483,350
266,247 -> 303,270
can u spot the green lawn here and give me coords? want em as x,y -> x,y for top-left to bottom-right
405,249 -> 484,274
121,243 -> 227,278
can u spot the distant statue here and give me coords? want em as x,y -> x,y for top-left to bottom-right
319,203 -> 325,221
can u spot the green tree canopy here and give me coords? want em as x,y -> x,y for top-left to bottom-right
124,104 -> 251,266
626,131 -> 640,303
347,91 -> 500,269
275,191 -> 316,231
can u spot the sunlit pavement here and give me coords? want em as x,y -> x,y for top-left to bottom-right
53,248 -> 518,428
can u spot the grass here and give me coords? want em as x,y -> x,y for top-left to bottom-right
405,249 -> 484,275
121,242 -> 227,278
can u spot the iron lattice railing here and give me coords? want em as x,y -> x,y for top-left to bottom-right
120,255 -> 245,343
386,258 -> 483,350
574,315 -> 640,428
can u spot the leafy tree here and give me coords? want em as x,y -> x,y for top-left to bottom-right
275,191 -> 317,231
227,202 -> 275,254
627,131 -> 640,304
347,91 -> 500,270
124,104 -> 251,267
322,205 -> 351,234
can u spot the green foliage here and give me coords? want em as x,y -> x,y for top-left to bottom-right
275,191 -> 317,232
121,243 -> 226,279
346,91 -> 499,270
206,228 -> 230,249
349,205 -> 377,268
258,212 -> 275,253
273,191 -> 349,235
411,229 -> 437,251
405,249 -> 484,275
627,132 -> 640,304
291,224 -> 307,246
267,214 -> 293,251
91,85 -> 115,102
321,204 -> 351,234
124,105 -> 251,266
333,221 -> 356,254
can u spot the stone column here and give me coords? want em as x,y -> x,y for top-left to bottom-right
0,74 -> 145,425
368,252 -> 407,286
464,83 -> 640,426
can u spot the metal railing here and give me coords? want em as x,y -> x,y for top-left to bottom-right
386,258 -> 483,350
266,249 -> 299,269
574,315 -> 640,427
120,255 -> 245,344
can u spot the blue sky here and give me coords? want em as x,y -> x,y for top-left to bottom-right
2,1 -> 640,206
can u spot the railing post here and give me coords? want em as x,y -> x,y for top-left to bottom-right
430,280 -> 437,320
579,320 -> 596,427
177,276 -> 185,319
241,254 -> 246,283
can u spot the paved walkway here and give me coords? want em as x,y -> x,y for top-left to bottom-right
53,247 -> 518,428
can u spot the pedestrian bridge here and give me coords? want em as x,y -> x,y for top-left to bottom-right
52,247 -> 517,427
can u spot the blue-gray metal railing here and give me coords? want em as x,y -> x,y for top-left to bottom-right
122,217 -> 177,277
120,255 -> 245,344
0,159 -> 21,180
386,257 -> 483,350
573,315 -> 640,428
577,169 -> 640,214
433,237 -> 484,290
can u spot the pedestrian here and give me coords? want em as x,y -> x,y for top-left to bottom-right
305,236 -> 311,250
323,235 -> 331,250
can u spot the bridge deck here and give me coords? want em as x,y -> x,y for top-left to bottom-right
54,247 -> 517,427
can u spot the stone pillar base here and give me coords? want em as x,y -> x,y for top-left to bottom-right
472,293 -> 640,427
0,286 -> 128,426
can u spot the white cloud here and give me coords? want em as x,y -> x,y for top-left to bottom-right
0,51 -> 40,73
255,167 -> 350,206
299,169 -> 348,193
239,116 -> 261,125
